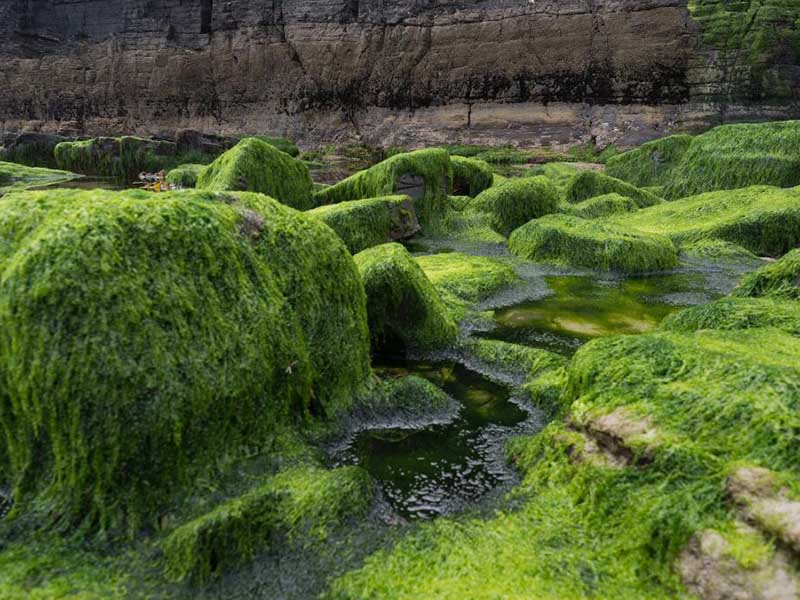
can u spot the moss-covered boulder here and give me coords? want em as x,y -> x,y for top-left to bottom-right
0,161 -> 78,194
0,188 -> 370,534
450,156 -> 494,197
164,465 -> 372,583
165,163 -> 206,188
416,252 -> 518,305
355,243 -> 457,353
563,193 -> 638,219
733,248 -> 800,299
609,185 -> 800,257
313,149 -> 452,227
605,134 -> 694,189
307,195 -> 419,254
661,121 -> 800,199
566,171 -> 663,208
0,132 -> 69,168
660,297 -> 800,335
254,135 -> 300,157
54,136 -> 177,180
509,214 -> 677,273
196,138 -> 314,209
468,176 -> 559,236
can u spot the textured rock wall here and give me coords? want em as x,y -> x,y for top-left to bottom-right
0,0 -> 798,148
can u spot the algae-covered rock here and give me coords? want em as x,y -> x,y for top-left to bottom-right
468,176 -> 559,236
415,252 -> 518,304
450,156 -> 494,197
0,188 -> 370,533
313,149 -> 452,227
165,163 -> 206,188
254,135 -> 300,157
661,120 -> 800,199
0,161 -> 78,194
679,239 -> 759,263
355,243 -> 457,352
0,132 -> 69,168
565,171 -> 663,208
564,193 -> 638,219
164,465 -> 372,583
509,214 -> 677,272
733,248 -> 800,299
660,297 -> 800,335
54,136 -> 177,180
605,134 -> 694,189
307,195 -> 419,254
609,185 -> 800,257
196,137 -> 314,209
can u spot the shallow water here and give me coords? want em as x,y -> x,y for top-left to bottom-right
334,359 -> 538,520
29,176 -> 127,192
484,272 -> 718,355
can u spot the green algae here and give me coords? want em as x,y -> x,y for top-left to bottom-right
196,138 -> 314,209
313,149 -> 452,227
0,161 -> 78,194
165,163 -> 206,187
733,248 -> 800,299
530,162 -> 582,197
54,136 -> 178,181
307,195 -> 418,254
355,243 -> 457,353
509,214 -> 678,273
450,156 -> 494,197
0,188 -> 370,535
468,176 -> 559,236
679,239 -> 759,262
415,252 -> 519,306
253,136 -> 300,157
458,338 -> 567,384
164,466 -> 372,583
609,185 -> 800,257
605,134 -> 694,189
563,193 -> 638,219
566,171 -> 663,208
660,297 -> 800,335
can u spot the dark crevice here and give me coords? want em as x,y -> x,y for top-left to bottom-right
200,0 -> 213,34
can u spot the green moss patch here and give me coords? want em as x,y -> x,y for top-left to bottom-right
468,176 -> 560,236
660,297 -> 800,335
0,161 -> 78,194
605,134 -> 694,189
313,149 -> 452,227
679,239 -> 759,262
733,248 -> 800,299
165,163 -> 205,188
0,188 -> 370,534
565,171 -> 663,208
508,214 -> 678,273
450,156 -> 494,197
459,338 -> 567,384
164,465 -> 372,583
415,252 -> 519,305
54,136 -> 177,180
355,243 -> 458,353
253,136 -> 300,157
196,138 -> 314,209
307,195 -> 419,254
563,193 -> 638,219
609,185 -> 800,257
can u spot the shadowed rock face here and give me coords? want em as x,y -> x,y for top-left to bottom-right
0,0 -> 797,147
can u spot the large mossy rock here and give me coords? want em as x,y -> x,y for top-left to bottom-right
468,176 -> 559,236
307,195 -> 419,254
416,252 -> 518,305
313,149 -> 452,227
565,171 -> 663,208
660,297 -> 800,336
733,248 -> 800,299
196,138 -> 314,209
609,185 -> 800,257
563,193 -> 638,219
54,136 -> 177,180
0,132 -> 69,168
165,163 -> 206,188
0,188 -> 370,533
509,214 -> 677,273
354,243 -> 457,353
450,156 -> 494,197
0,161 -> 78,194
605,134 -> 694,189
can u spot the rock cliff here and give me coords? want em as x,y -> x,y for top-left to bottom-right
1,0 -> 798,147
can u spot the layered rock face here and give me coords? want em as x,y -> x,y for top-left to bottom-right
0,0 -> 798,147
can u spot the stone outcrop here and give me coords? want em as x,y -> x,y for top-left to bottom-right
0,0 -> 798,148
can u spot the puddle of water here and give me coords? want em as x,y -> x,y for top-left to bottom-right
485,273 -> 716,355
333,359 -> 536,520
29,176 -> 128,192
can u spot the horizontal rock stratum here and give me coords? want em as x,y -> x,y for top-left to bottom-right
0,0 -> 798,146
